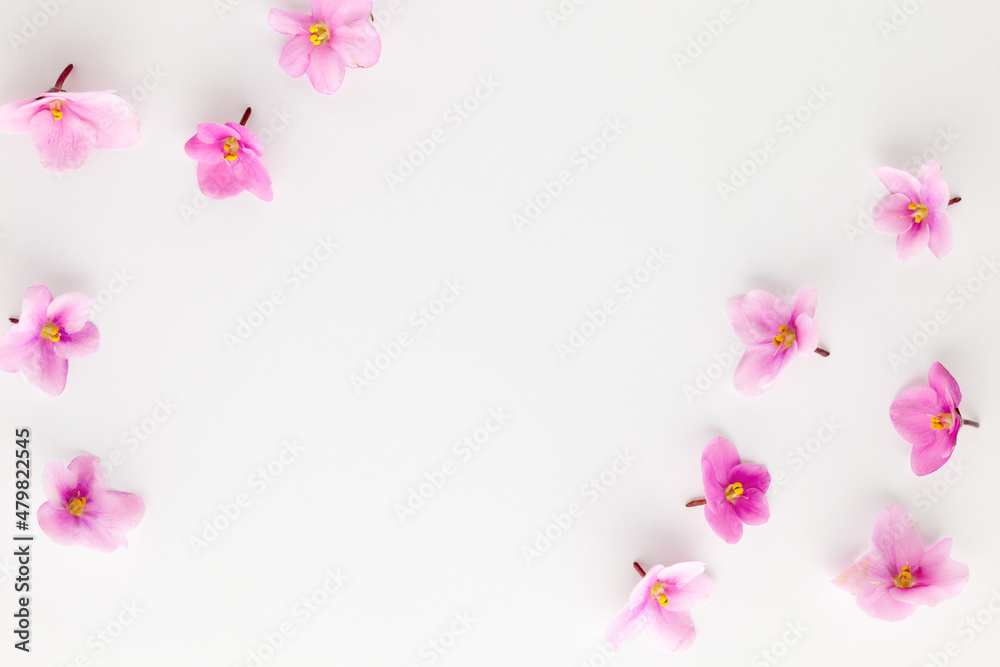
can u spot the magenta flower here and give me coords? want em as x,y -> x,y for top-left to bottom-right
726,285 -> 824,396
0,65 -> 139,174
0,285 -> 99,396
37,455 -> 145,552
268,0 -> 381,94
184,107 -> 273,201
605,562 -> 714,652
873,161 -> 957,261
691,436 -> 770,544
833,505 -> 968,621
890,362 -> 977,476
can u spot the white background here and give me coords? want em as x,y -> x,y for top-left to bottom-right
1,0 -> 999,665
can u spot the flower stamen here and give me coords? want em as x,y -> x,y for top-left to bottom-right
772,325 -> 796,348
930,413 -> 954,431
650,583 -> 669,607
49,100 -> 63,121
40,323 -> 61,342
894,565 -> 914,588
309,23 -> 330,45
68,496 -> 87,516
725,482 -> 744,503
222,136 -> 239,162
908,203 -> 929,224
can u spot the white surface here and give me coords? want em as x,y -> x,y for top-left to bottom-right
1,0 -> 999,665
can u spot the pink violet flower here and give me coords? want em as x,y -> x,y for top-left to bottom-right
890,362 -> 977,476
873,161 -> 958,261
0,285 -> 99,396
605,562 -> 714,652
0,64 -> 139,174
690,436 -> 770,543
268,0 -> 381,94
184,107 -> 273,201
726,285 -> 825,396
37,455 -> 145,552
833,505 -> 968,621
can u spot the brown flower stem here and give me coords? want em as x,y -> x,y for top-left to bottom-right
962,419 -> 980,428
8,318 -> 18,324
239,107 -> 252,126
948,197 -> 962,206
51,64 -> 73,91
815,348 -> 830,357
633,562 -> 646,578
685,498 -> 707,507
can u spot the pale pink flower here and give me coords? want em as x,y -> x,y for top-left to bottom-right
890,362 -> 977,476
726,285 -> 823,396
873,161 -> 955,261
0,65 -> 139,173
269,0 -> 381,94
833,505 -> 968,621
0,285 -> 99,396
184,108 -> 273,201
606,562 -> 714,652
38,455 -> 145,552
696,437 -> 770,544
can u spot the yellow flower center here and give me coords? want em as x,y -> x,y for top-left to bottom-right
930,413 -> 954,431
650,583 -> 669,607
908,203 -> 929,224
68,497 -> 87,516
40,323 -> 61,342
222,136 -> 239,162
894,565 -> 914,588
772,324 -> 795,348
725,482 -> 744,503
49,100 -> 63,121
309,23 -> 330,45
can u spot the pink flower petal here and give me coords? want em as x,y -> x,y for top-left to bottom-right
729,462 -> 770,494
727,290 -> 791,345
267,8 -> 313,35
704,502 -> 743,543
889,385 -> 938,447
20,343 -> 68,395
793,313 -> 818,357
655,561 -> 708,590
927,362 -> 961,408
231,123 -> 264,157
28,106 -> 100,173
873,193 -> 917,234
42,459 -> 79,505
37,501 -> 79,546
924,210 -> 952,259
232,154 -> 274,202
332,19 -> 382,68
910,538 -> 968,598
909,432 -> 956,476
64,93 -> 140,150
183,134 -> 224,164
833,553 -> 890,597
856,583 -> 916,621
733,487 -> 769,526
917,161 -> 949,209
701,436 -> 740,489
605,602 -> 646,651
74,513 -> 130,552
896,221 -> 930,262
52,321 -> 100,360
659,572 -> 715,612
0,98 -> 48,132
789,284 -> 817,321
732,344 -> 789,396
46,291 -> 92,334
307,45 -> 347,94
645,610 -> 696,652
18,285 -> 54,328
194,122 -> 239,144
876,166 -> 920,201
279,34 -> 315,79
314,0 -> 372,23
871,506 -> 924,573
196,161 -> 250,200
67,455 -> 107,499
